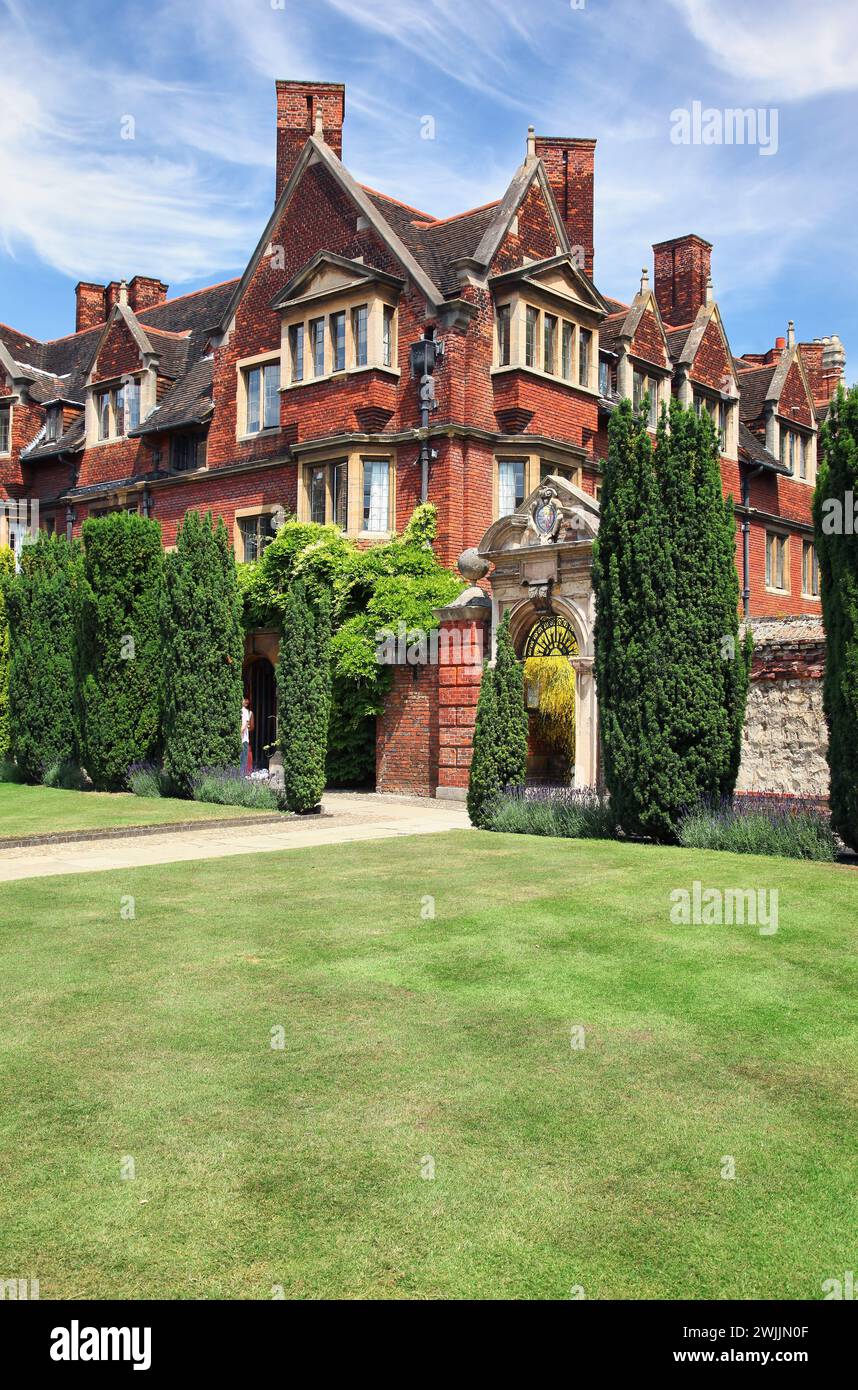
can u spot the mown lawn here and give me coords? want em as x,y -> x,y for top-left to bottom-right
0,783 -> 272,839
0,830 -> 854,1300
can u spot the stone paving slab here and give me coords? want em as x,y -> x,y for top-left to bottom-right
0,794 -> 470,883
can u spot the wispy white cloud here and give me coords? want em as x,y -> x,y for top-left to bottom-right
668,0 -> 858,100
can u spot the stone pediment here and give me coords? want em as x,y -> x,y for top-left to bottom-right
271,251 -> 404,312
478,474 -> 600,557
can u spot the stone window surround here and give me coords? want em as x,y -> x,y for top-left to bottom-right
235,349 -> 282,443
777,416 -> 817,487
492,448 -> 583,520
85,370 -> 150,448
765,527 -> 791,595
233,502 -> 284,563
297,445 -> 396,540
279,285 -> 400,391
490,287 -> 600,395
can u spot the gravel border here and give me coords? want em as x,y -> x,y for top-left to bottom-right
0,814 -> 299,849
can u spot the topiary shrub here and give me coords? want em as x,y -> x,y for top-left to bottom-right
0,545 -> 14,763
814,384 -> 858,850
161,512 -> 244,795
467,612 -> 529,828
276,579 -> 332,812
78,512 -> 165,790
5,534 -> 82,783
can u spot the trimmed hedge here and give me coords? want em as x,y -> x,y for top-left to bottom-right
161,512 -> 244,794
78,512 -> 164,790
276,579 -> 332,813
4,535 -> 82,783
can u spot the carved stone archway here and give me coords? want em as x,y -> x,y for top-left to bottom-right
478,474 -> 601,788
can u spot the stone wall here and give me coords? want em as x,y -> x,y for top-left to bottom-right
736,617 -> 828,797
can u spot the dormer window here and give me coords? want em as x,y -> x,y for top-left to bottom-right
0,405 -> 10,455
694,390 -> 733,453
780,426 -> 806,479
46,405 -> 63,442
277,260 -> 401,392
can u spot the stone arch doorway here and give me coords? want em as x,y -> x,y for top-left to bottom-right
243,656 -> 277,771
519,612 -> 579,785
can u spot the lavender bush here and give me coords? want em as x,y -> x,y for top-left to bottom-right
128,762 -> 167,799
485,785 -> 617,840
678,794 -> 837,861
190,766 -> 286,812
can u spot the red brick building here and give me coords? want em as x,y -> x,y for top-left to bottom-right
1,78 -> 844,618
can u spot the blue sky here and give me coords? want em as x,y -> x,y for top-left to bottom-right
1,0 -> 855,372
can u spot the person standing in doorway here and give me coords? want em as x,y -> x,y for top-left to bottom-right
241,696 -> 254,775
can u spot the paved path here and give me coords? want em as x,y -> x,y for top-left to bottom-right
0,792 -> 469,883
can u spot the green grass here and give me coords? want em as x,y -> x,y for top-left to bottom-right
0,831 -> 855,1300
0,783 -> 273,839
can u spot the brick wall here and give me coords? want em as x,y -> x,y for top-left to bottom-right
375,664 -> 439,796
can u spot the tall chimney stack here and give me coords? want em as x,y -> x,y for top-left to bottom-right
652,234 -> 713,325
534,136 -> 596,277
75,282 -> 106,333
276,80 -> 345,202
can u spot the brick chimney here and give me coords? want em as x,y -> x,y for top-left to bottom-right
276,80 -> 345,201
799,335 -> 847,406
652,234 -> 712,325
534,136 -> 596,277
75,281 -> 106,332
128,275 -> 168,313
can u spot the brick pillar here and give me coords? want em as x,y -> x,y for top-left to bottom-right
435,599 -> 491,801
375,664 -> 439,797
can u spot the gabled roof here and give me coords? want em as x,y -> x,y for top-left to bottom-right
22,412 -> 85,462
738,420 -> 790,475
737,363 -> 776,422
597,278 -> 670,368
130,357 -> 213,436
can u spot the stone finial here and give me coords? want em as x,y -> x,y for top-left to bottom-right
787,319 -> 795,347
526,125 -> 536,159
118,279 -> 128,307
314,105 -> 324,139
640,267 -> 649,295
457,547 -> 490,583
